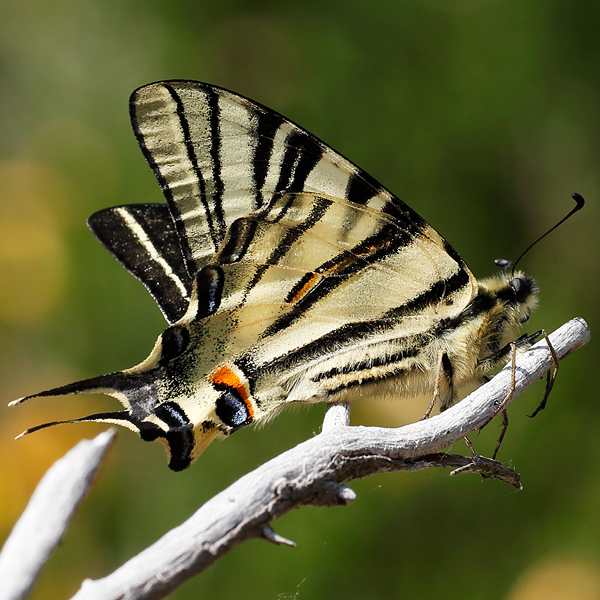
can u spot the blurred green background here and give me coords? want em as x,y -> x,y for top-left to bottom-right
0,1 -> 598,599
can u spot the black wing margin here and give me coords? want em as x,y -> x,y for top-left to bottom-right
88,204 -> 193,323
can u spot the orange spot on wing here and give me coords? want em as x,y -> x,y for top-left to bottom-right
289,273 -> 319,303
210,364 -> 254,418
289,245 -> 389,305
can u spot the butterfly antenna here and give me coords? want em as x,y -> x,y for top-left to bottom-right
496,193 -> 585,275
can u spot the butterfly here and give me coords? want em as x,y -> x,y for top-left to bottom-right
12,80 -> 557,470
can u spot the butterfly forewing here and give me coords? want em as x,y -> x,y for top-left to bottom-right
130,81 -> 433,279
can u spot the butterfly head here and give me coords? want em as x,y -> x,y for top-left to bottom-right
476,269 -> 539,357
498,270 -> 539,324
11,320 -> 256,471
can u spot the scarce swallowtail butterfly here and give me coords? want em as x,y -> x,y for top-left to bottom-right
12,81 -> 583,470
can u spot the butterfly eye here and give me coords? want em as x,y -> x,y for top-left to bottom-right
510,278 -> 529,303
215,390 -> 251,429
161,326 -> 190,361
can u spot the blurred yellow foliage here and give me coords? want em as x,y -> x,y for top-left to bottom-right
508,557 -> 600,600
0,160 -> 68,324
0,401 -> 107,537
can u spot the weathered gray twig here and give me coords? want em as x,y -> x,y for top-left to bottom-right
322,400 -> 351,429
61,317 -> 588,600
0,430 -> 116,600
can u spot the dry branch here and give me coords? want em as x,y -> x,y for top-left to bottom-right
0,430 -> 116,600
0,319 -> 589,600
61,317 -> 589,600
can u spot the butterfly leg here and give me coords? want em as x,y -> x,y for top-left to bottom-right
470,329 -> 557,463
478,340 -> 517,458
490,339 -> 523,458
492,410 -> 509,460
482,329 -> 559,454
477,329 -> 541,432
528,330 -> 559,418
421,349 -> 452,420
463,435 -> 480,459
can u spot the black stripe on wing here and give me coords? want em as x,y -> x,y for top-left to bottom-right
130,86 -> 216,275
260,267 -> 472,376
261,222 -> 413,337
88,204 -> 193,324
206,89 -> 228,240
252,110 -> 284,209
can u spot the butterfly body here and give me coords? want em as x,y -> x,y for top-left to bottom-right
14,81 -> 539,470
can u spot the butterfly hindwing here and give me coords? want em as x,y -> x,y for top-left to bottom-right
199,190 -> 476,402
